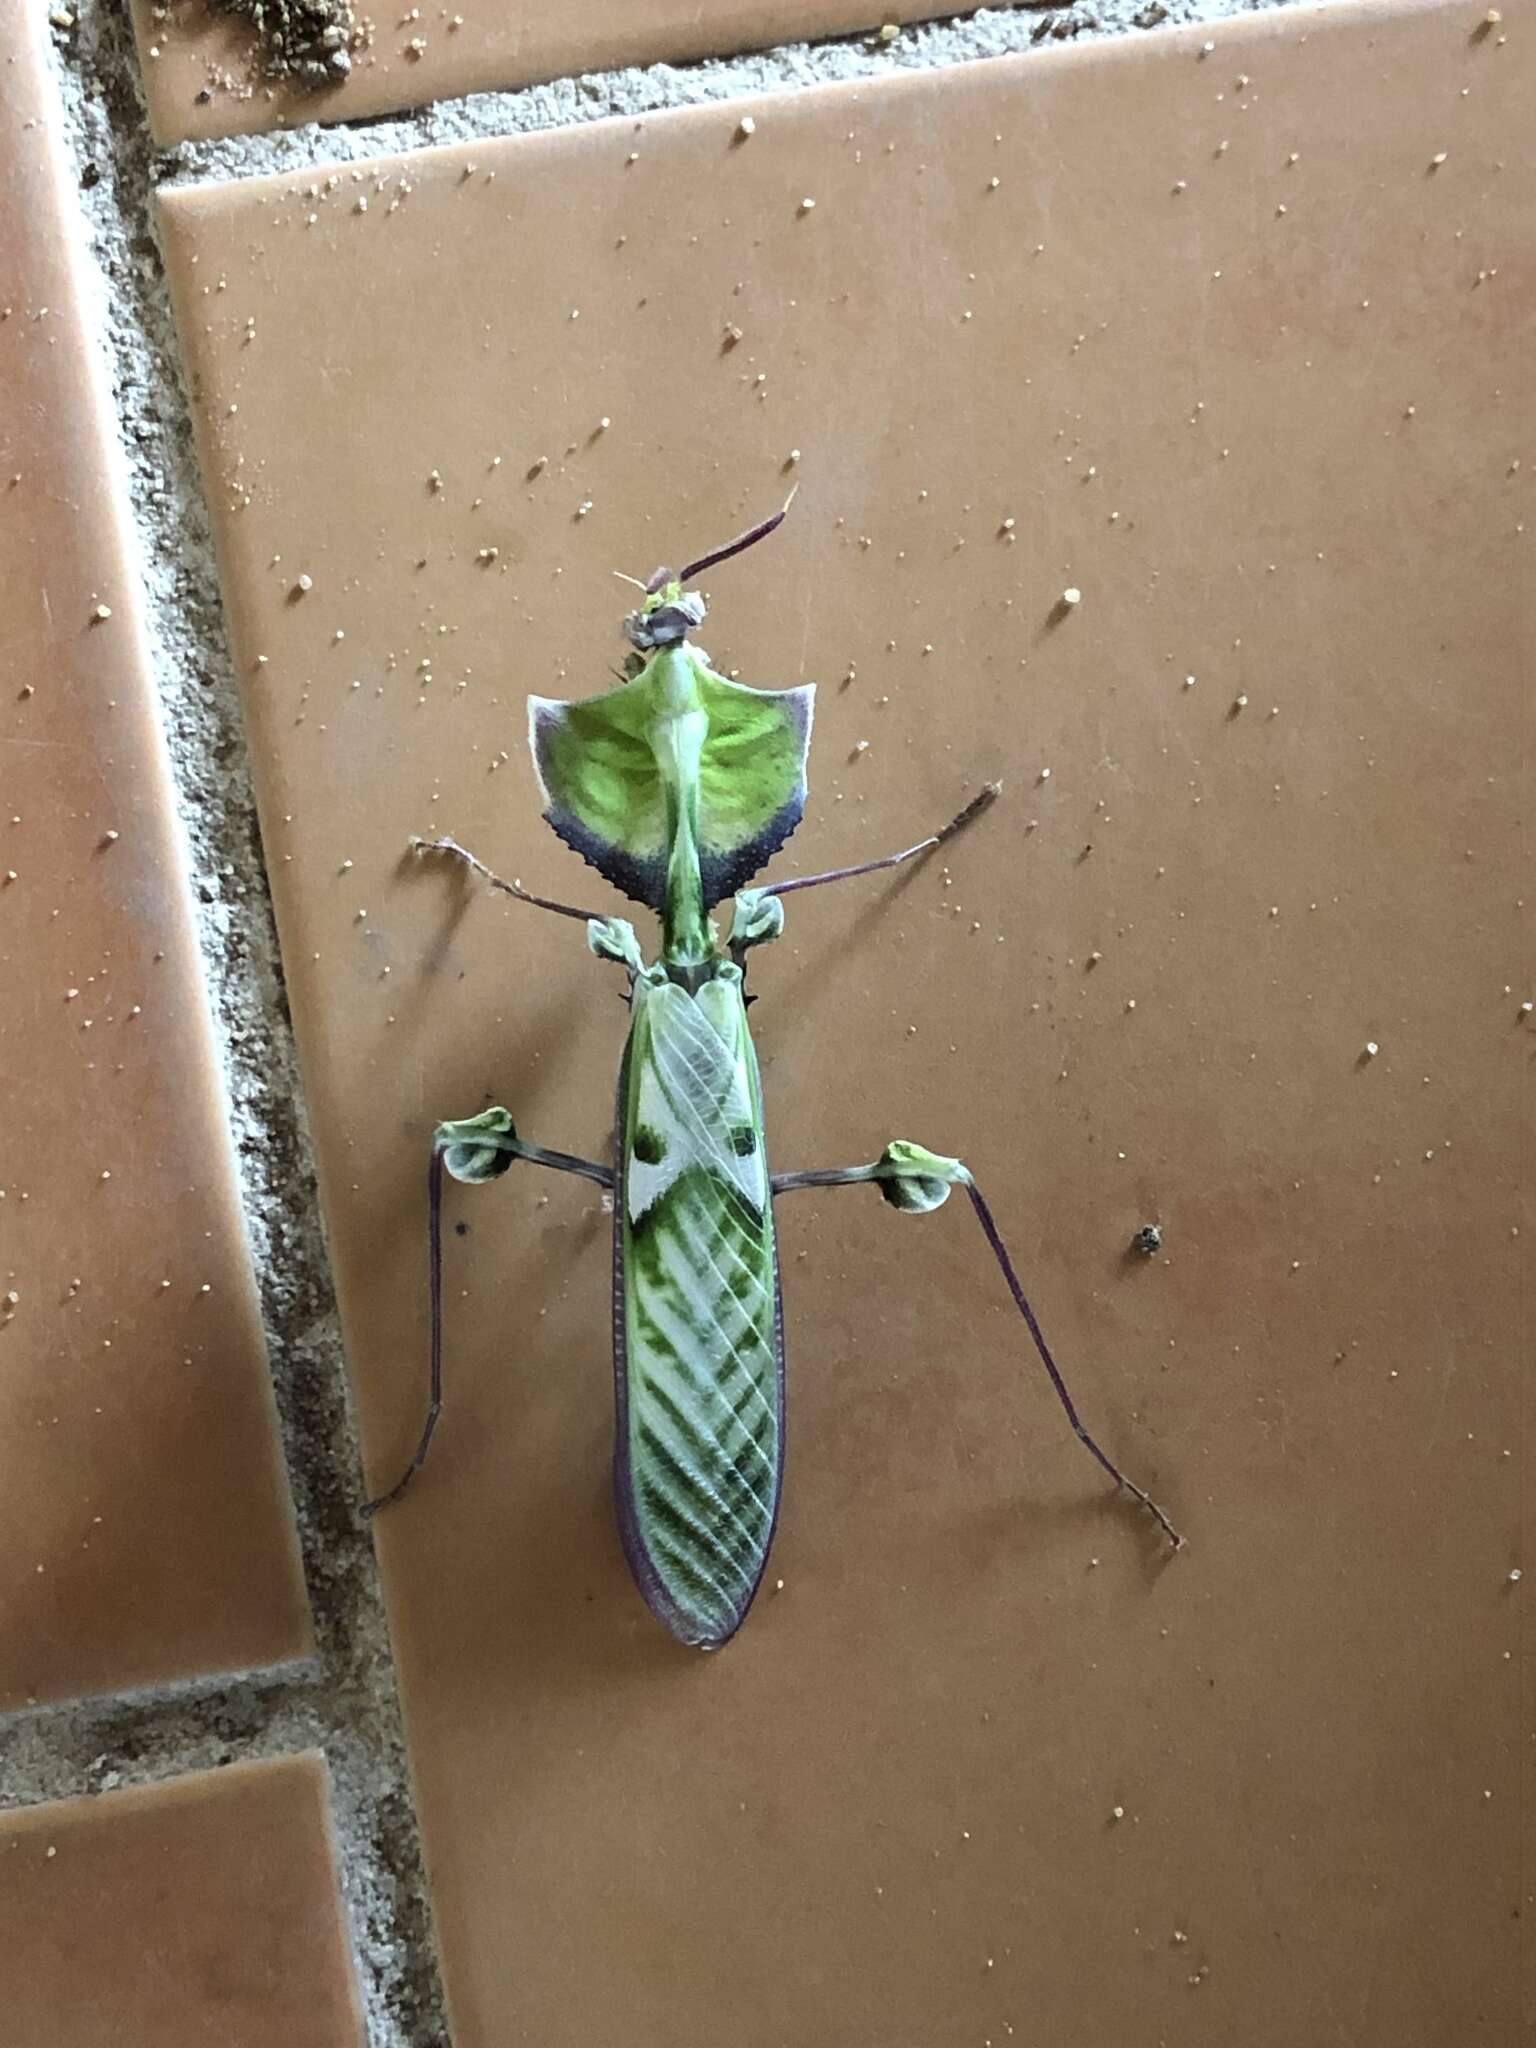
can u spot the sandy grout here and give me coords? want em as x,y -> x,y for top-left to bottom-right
20,3 -> 447,2041
160,0 -> 1305,187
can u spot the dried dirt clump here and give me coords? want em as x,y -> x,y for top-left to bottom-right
205,0 -> 356,88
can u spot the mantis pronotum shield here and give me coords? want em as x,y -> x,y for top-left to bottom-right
363,502 -> 1182,1647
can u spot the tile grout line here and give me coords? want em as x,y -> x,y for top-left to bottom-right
15,5 -> 449,2044
155,0 -> 1301,188
17,0 -> 1304,2042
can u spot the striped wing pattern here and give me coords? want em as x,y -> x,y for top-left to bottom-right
615,972 -> 782,1648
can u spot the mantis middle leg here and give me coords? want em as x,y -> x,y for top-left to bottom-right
367,832 -> 625,1516
361,1115 -> 613,1516
772,1145 -> 1184,1549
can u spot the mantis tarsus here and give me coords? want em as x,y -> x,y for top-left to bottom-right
363,501 -> 1182,1648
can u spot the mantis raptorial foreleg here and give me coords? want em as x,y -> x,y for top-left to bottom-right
771,1145 -> 1184,1549
755,784 -> 1001,902
729,785 -> 1003,964
410,833 -> 611,925
360,1112 -> 613,1517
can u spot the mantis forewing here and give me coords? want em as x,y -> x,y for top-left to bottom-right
363,501 -> 1182,1648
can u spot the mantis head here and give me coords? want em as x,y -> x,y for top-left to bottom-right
619,488 -> 798,653
531,490 -> 812,913
622,576 -> 707,652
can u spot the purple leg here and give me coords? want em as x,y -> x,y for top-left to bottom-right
759,783 -> 1000,900
360,1142 -> 450,1517
771,1156 -> 1183,1549
361,1129 -> 611,1518
964,1180 -> 1183,1548
412,834 -> 609,924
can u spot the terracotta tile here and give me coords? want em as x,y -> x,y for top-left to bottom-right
1,1753 -> 364,2048
135,0 -> 1035,146
0,2 -> 310,1710
160,5 -> 1529,2040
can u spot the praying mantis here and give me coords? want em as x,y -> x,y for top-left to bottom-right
362,500 -> 1182,1648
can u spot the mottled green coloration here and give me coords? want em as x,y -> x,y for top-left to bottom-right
529,640 -> 813,944
364,513 -> 1182,1630
615,958 -> 781,1647
527,576 -> 809,1640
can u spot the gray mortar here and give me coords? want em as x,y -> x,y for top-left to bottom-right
15,0 -> 1301,2041
163,0 -> 1301,186
15,6 -> 443,2041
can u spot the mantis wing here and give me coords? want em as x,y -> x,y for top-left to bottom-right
613,969 -> 785,1648
529,648 -> 815,910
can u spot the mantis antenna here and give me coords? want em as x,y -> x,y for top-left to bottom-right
639,486 -> 800,594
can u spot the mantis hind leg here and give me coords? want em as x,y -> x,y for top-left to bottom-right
360,1113 -> 612,1518
771,1144 -> 1183,1549
957,1177 -> 1183,1549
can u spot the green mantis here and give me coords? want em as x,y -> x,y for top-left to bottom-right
362,501 -> 1182,1647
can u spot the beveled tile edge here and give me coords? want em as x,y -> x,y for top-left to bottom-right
0,1743 -> 329,1830
13,8 -> 453,2044
139,0 -> 1325,184
126,0 -> 1272,146
154,0 -> 1460,211
6,0 -> 315,1694
0,1642 -> 318,1738
31,0 -> 385,1723
131,0 -> 1470,151
0,1661 -> 440,2034
2,1749 -> 367,2045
